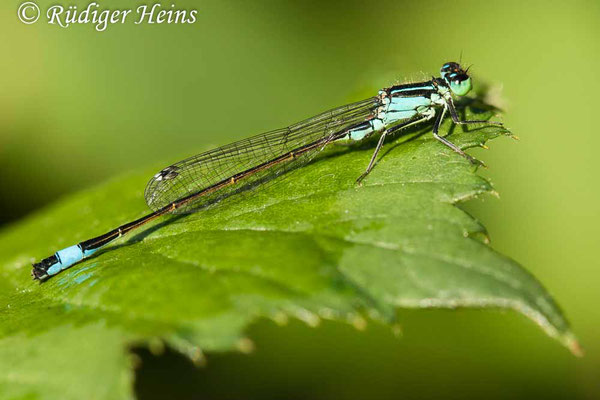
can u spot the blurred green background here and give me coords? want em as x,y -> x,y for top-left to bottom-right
2,0 -> 599,398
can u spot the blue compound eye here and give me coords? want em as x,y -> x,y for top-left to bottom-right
440,61 -> 461,78
448,75 -> 472,96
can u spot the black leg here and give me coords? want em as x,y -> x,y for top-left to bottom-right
446,97 -> 503,126
432,106 -> 483,166
356,130 -> 388,184
356,116 -> 430,185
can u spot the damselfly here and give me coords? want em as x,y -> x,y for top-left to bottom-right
32,62 -> 502,280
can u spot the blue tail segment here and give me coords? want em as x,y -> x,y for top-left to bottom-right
49,245 -> 83,275
32,244 -> 99,280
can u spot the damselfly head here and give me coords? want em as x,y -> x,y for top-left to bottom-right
440,62 -> 472,97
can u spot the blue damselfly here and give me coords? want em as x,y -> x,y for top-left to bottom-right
32,62 -> 501,280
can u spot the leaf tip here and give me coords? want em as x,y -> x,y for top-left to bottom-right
564,334 -> 584,357
129,352 -> 143,369
236,337 -> 255,354
190,347 -> 207,366
351,315 -> 367,331
297,309 -> 321,327
272,311 -> 289,326
148,338 -> 165,356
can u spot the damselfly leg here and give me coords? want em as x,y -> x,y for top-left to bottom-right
356,115 -> 432,184
445,97 -> 503,126
431,97 -> 503,166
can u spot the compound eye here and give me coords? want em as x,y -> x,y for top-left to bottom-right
442,62 -> 460,71
452,73 -> 469,82
449,75 -> 472,96
441,62 -> 461,77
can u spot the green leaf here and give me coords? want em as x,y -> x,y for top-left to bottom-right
0,103 -> 577,400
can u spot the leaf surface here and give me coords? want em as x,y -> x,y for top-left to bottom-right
0,104 -> 576,400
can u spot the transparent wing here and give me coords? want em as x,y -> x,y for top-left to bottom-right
144,96 -> 380,214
